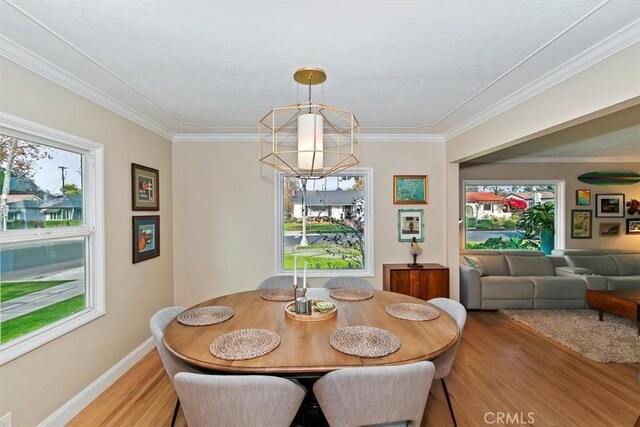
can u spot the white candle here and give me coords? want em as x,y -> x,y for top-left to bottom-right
303,261 -> 307,289
293,255 -> 298,286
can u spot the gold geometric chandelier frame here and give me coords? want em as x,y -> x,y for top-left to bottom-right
258,67 -> 360,180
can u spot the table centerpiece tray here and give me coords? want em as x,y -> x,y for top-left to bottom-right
285,300 -> 337,322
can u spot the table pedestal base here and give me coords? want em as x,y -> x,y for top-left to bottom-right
296,377 -> 329,427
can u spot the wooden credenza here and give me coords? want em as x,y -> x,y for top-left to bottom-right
383,263 -> 450,300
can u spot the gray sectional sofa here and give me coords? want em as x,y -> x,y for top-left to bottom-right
459,249 -> 640,310
553,249 -> 640,292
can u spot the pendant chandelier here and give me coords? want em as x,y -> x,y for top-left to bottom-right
258,67 -> 360,180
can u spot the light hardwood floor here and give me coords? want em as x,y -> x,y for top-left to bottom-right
70,312 -> 640,426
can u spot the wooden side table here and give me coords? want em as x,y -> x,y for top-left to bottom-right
383,263 -> 450,300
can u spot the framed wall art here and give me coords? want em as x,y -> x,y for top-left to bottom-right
570,209 -> 592,239
599,222 -> 620,237
627,218 -> 640,235
595,194 -> 624,218
393,175 -> 428,204
398,209 -> 424,242
132,163 -> 159,210
133,215 -> 160,263
575,189 -> 590,206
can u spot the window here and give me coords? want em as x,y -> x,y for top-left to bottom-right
0,114 -> 104,365
276,168 -> 374,277
464,181 -> 564,251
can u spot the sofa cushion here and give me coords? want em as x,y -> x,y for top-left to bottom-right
605,276 -> 640,292
566,255 -> 618,276
528,277 -> 586,299
474,255 -> 509,276
611,254 -> 640,276
462,255 -> 484,276
505,255 -> 555,276
480,276 -> 534,299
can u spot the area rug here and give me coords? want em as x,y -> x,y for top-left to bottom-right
501,309 -> 640,363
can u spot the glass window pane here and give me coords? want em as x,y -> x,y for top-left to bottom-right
283,175 -> 366,271
464,184 -> 556,250
1,134 -> 83,231
0,237 -> 87,344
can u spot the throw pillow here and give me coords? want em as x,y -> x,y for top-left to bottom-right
463,255 -> 485,276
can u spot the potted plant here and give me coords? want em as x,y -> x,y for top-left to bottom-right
516,202 -> 555,254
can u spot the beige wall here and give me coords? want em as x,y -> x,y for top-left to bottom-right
172,140 -> 448,306
0,58 -> 174,426
460,161 -> 640,250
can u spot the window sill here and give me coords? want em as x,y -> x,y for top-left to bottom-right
0,307 -> 105,365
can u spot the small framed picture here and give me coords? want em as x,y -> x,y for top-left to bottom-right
575,189 -> 590,206
133,215 -> 160,263
595,194 -> 624,218
599,222 -> 620,237
627,218 -> 640,235
571,209 -> 592,239
393,175 -> 428,204
398,209 -> 424,242
132,163 -> 159,211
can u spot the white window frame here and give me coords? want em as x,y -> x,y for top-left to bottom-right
0,113 -> 105,365
462,180 -> 565,250
275,168 -> 374,277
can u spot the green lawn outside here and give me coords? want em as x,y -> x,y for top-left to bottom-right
1,280 -> 72,302
0,294 -> 85,343
284,221 -> 356,234
283,253 -> 361,270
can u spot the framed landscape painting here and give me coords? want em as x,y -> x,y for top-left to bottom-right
393,175 -> 428,204
398,209 -> 424,242
571,209 -> 592,239
595,194 -> 624,218
575,189 -> 590,206
599,222 -> 620,237
132,163 -> 159,210
132,215 -> 160,263
627,218 -> 640,235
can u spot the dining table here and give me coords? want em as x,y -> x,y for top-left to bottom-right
163,287 -> 460,375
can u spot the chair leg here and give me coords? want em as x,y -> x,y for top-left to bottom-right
441,378 -> 458,427
171,398 -> 180,427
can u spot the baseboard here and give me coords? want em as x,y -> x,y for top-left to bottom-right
38,337 -> 155,427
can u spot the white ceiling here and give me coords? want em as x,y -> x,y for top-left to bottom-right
0,0 -> 640,161
1,0 -> 639,142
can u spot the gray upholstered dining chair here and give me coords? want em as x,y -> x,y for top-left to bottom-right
150,306 -> 202,427
174,372 -> 306,427
322,276 -> 375,290
256,275 -> 303,289
427,297 -> 467,427
313,361 -> 436,426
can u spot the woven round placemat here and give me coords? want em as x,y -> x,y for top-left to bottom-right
330,326 -> 400,358
329,288 -> 374,301
260,288 -> 295,301
210,329 -> 281,360
177,306 -> 234,326
385,303 -> 440,321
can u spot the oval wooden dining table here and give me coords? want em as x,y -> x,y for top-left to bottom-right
163,288 -> 460,375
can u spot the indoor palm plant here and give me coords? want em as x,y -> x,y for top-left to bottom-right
516,202 -> 555,254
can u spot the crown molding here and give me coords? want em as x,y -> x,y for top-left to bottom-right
172,133 -> 256,143
172,133 -> 446,144
471,155 -> 640,164
444,19 -> 640,141
0,35 -> 174,141
361,134 -> 445,143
